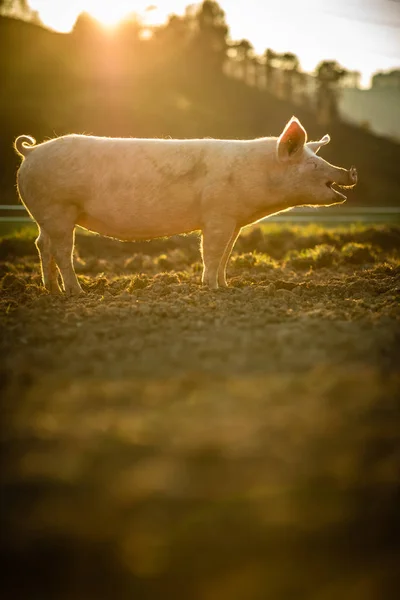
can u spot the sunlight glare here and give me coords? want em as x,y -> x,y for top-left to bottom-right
28,0 -> 400,84
28,0 -> 81,32
28,0 -> 179,31
85,0 -> 140,28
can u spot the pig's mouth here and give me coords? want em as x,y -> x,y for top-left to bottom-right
326,181 -> 348,201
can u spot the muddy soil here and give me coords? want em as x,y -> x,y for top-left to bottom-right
0,225 -> 399,600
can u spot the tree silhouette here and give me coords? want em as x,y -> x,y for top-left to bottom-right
278,52 -> 300,101
293,70 -> 309,107
0,0 -> 38,20
154,13 -> 190,48
264,48 -> 276,92
315,60 -> 347,125
262,49 -> 300,99
250,56 -> 262,88
192,1 -> 229,76
0,0 -> 24,12
233,39 -> 254,83
72,11 -> 107,41
341,70 -> 361,89
150,13 -> 192,83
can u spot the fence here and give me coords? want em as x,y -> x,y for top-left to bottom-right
1,204 -> 399,225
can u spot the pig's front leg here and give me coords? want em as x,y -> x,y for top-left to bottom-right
201,219 -> 237,289
217,227 -> 241,288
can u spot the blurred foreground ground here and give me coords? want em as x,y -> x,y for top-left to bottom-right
1,224 -> 399,600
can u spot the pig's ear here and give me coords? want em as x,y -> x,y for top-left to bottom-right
307,134 -> 331,154
277,117 -> 307,161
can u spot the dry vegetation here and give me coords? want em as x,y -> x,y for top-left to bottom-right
1,223 -> 399,600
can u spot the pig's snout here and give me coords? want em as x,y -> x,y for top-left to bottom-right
333,166 -> 358,189
323,164 -> 358,203
347,166 -> 358,187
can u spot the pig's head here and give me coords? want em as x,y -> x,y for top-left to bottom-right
274,116 -> 357,207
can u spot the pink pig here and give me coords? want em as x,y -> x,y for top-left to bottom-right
14,116 -> 357,293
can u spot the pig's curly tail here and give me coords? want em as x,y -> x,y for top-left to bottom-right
14,135 -> 37,158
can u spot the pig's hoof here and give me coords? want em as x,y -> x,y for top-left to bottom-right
202,277 -> 219,290
65,288 -> 84,297
47,285 -> 62,295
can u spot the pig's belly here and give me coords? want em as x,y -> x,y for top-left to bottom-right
76,206 -> 201,241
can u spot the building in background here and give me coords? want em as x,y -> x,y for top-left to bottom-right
338,70 -> 400,142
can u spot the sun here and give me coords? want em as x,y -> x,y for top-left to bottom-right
83,0 -> 140,28
28,1 -> 173,32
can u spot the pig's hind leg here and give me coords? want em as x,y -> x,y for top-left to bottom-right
35,228 -> 61,293
201,220 -> 237,290
40,206 -> 82,296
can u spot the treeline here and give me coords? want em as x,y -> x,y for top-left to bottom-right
2,0 -> 354,124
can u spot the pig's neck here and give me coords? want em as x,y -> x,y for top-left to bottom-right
238,140 -> 294,225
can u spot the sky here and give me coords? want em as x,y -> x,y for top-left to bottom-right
27,0 -> 400,87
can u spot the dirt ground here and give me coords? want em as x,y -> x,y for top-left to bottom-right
1,223 -> 399,600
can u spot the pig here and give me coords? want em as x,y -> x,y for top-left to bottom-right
14,116 -> 357,294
